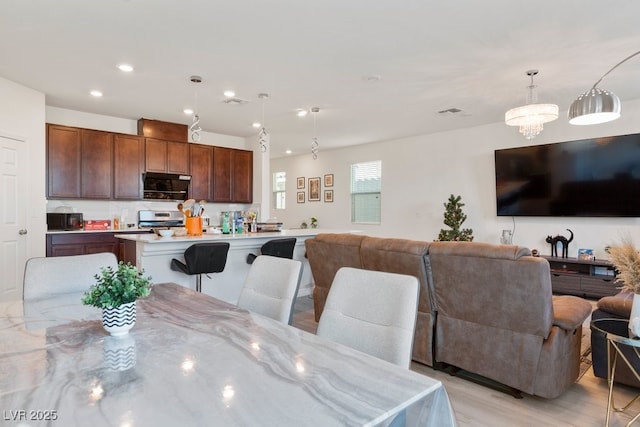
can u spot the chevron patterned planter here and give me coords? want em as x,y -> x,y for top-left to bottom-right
102,301 -> 136,337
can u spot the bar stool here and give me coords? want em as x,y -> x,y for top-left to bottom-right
170,243 -> 230,292
246,238 -> 296,264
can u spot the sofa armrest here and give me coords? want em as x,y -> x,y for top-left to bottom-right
552,295 -> 592,330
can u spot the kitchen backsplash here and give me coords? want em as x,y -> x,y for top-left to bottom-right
47,200 -> 255,228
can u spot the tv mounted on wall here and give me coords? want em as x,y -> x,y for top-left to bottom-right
495,133 -> 640,217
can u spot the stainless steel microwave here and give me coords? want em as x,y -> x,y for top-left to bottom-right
142,172 -> 191,200
47,213 -> 84,231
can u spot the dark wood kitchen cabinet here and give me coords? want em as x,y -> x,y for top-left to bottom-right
46,230 -> 151,261
145,138 -> 190,174
191,145 -> 252,203
212,147 -> 232,202
47,124 -> 82,198
189,143 -> 213,201
232,149 -> 253,203
114,134 -> 144,199
81,129 -> 113,199
211,147 -> 253,203
47,125 -> 113,199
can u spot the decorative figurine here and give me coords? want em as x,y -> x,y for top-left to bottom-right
545,229 -> 574,258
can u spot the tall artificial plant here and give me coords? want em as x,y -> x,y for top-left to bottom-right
437,194 -> 474,242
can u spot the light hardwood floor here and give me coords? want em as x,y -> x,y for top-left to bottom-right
292,295 -> 639,427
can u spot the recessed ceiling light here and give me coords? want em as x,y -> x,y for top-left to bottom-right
90,90 -> 103,97
224,90 -> 235,98
118,64 -> 134,72
285,150 -> 292,155
184,108 -> 194,115
296,109 -> 308,117
362,74 -> 381,82
252,122 -> 261,128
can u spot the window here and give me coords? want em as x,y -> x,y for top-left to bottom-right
273,171 -> 286,210
350,161 -> 381,224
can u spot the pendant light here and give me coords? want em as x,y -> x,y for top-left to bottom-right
189,75 -> 202,142
505,70 -> 558,140
568,50 -> 640,125
257,93 -> 270,153
311,107 -> 319,160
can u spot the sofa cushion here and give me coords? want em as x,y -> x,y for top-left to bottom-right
597,292 -> 634,318
428,240 -> 531,260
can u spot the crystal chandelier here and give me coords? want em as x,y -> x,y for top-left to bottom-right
257,93 -> 270,153
311,107 -> 319,160
189,75 -> 202,142
505,70 -> 558,140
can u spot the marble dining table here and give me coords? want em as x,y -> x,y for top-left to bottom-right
1,283 -> 457,426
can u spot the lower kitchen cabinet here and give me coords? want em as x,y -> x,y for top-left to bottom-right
46,231 -> 151,262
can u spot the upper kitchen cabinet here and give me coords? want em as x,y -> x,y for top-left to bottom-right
47,124 -> 82,198
232,149 -> 253,203
114,134 -> 144,200
81,129 -> 113,199
212,147 -> 253,203
47,125 -> 113,199
145,138 -> 190,175
189,143 -> 213,201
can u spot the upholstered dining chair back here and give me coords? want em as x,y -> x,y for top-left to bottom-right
23,252 -> 118,300
316,267 -> 419,368
237,255 -> 303,324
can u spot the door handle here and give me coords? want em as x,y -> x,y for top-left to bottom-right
18,229 -> 27,235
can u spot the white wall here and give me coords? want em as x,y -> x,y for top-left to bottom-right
0,76 -> 46,259
45,107 -> 266,225
271,100 -> 640,260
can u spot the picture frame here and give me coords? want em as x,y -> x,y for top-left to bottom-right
297,177 -> 305,189
308,177 -> 321,201
324,190 -> 333,202
297,191 -> 305,203
578,248 -> 595,261
324,173 -> 334,187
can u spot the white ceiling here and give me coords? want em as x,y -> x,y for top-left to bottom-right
2,1 -> 640,158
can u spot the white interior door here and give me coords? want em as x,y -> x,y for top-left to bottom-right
0,134 -> 27,301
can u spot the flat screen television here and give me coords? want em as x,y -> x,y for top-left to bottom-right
495,133 -> 640,217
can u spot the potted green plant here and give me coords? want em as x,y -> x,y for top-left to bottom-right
310,217 -> 318,229
82,262 -> 152,337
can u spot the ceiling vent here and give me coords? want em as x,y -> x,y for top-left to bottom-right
222,97 -> 249,106
438,107 -> 463,114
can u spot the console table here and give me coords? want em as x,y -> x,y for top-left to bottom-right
543,256 -> 618,299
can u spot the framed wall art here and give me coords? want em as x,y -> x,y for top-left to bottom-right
297,191 -> 305,203
297,177 -> 305,189
308,177 -> 321,201
324,190 -> 333,202
324,173 -> 334,187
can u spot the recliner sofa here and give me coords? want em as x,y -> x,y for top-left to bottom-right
305,233 -> 593,398
428,241 -> 592,398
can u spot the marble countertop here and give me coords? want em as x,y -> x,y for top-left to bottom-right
1,283 -> 456,426
114,228 -> 354,243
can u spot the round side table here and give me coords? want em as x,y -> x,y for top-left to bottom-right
591,318 -> 640,427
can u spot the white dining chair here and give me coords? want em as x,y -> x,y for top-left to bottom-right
23,252 -> 118,299
316,267 -> 420,369
237,255 -> 303,325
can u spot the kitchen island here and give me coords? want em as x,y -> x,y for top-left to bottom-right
116,229 -> 349,304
